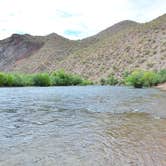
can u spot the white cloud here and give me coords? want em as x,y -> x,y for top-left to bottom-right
0,0 -> 165,40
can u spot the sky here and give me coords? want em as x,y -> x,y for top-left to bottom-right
0,0 -> 166,40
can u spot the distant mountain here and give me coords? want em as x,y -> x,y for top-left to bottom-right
0,14 -> 165,81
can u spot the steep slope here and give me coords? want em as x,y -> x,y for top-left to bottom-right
0,33 -> 79,73
0,34 -> 44,71
12,33 -> 79,73
54,14 -> 166,80
0,14 -> 165,81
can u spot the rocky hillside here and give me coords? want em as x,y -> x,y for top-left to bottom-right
0,14 -> 166,81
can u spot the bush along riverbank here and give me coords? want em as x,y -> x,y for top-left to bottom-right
0,70 -> 93,87
100,69 -> 166,88
125,70 -> 166,88
0,69 -> 166,88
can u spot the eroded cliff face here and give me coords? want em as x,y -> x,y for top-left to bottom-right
0,14 -> 165,81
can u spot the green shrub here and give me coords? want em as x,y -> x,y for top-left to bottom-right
51,70 -> 74,86
125,70 -> 145,88
122,71 -> 130,79
11,74 -> 25,86
6,74 -> 14,86
0,73 -> 14,86
142,71 -> 158,87
106,74 -> 118,85
125,70 -> 165,88
0,70 -> 93,87
71,75 -> 83,85
157,69 -> 166,83
0,72 -> 7,86
32,73 -> 50,86
81,79 -> 93,85
50,70 -> 92,86
100,74 -> 118,85
100,78 -> 107,85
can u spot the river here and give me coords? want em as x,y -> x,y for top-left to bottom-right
0,86 -> 166,166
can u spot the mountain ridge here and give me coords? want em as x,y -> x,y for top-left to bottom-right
0,14 -> 165,81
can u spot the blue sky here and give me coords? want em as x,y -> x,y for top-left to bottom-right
64,30 -> 82,37
0,0 -> 165,40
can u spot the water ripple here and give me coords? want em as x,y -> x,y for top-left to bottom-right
0,86 -> 166,165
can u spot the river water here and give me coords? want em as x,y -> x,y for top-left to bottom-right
0,86 -> 166,166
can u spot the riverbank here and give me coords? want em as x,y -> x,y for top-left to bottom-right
101,69 -> 166,88
156,83 -> 166,90
0,70 -> 93,87
0,69 -> 165,88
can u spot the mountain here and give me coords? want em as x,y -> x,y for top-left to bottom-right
0,14 -> 166,81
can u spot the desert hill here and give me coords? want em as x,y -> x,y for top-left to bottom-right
0,14 -> 165,81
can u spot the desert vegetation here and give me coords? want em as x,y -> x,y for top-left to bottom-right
0,68 -> 166,88
0,70 -> 93,87
100,74 -> 119,85
124,69 -> 166,88
100,69 -> 166,88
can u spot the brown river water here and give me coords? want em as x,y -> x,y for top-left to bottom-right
0,86 -> 166,166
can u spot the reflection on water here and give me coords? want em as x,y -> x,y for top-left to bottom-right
0,86 -> 166,166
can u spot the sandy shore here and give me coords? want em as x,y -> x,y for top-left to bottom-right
156,83 -> 166,90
